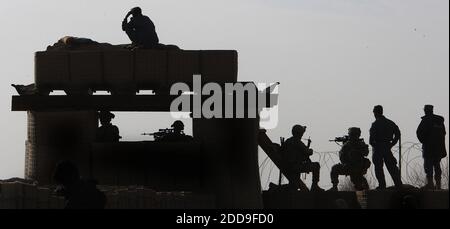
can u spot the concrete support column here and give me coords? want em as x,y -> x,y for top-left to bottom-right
193,118 -> 262,209
25,111 -> 97,184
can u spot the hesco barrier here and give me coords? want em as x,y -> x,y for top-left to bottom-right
25,111 -> 97,184
35,50 -> 238,94
263,190 -> 449,209
0,182 -> 215,209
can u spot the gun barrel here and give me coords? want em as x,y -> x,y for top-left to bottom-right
141,133 -> 154,136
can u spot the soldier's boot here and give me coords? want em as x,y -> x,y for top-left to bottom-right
375,185 -> 386,190
362,180 -> 369,190
421,177 -> 435,190
354,182 -> 365,191
310,182 -> 324,192
435,176 -> 441,190
327,184 -> 338,192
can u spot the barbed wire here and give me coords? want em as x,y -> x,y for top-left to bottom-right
260,142 -> 449,190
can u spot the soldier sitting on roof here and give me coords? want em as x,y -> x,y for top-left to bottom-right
96,111 -> 121,142
122,7 -> 159,49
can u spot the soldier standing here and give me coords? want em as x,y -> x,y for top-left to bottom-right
283,125 -> 324,191
96,111 -> 121,142
329,127 -> 371,191
369,105 -> 403,189
416,105 -> 447,190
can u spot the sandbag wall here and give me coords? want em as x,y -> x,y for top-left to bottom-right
100,187 -> 215,209
90,141 -> 205,190
0,182 -> 65,209
35,50 -> 238,94
0,182 -> 215,209
25,111 -> 97,184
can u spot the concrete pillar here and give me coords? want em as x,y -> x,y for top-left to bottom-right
193,118 -> 263,209
25,111 -> 97,184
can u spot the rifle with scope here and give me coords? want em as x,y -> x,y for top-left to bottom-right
141,128 -> 174,141
329,135 -> 350,143
329,136 -> 364,144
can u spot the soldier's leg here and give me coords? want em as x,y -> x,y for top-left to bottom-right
287,172 -> 301,190
434,158 -> 442,190
288,167 -> 309,191
330,164 -> 348,191
423,156 -> 434,179
372,152 -> 386,188
423,156 -> 435,189
361,176 -> 369,190
310,162 -> 321,185
299,162 -> 323,191
383,151 -> 402,187
125,29 -> 138,44
330,164 -> 341,187
350,168 -> 368,191
362,160 -> 371,189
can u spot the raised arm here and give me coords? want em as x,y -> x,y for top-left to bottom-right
122,11 -> 132,31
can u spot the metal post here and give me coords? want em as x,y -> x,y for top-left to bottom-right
279,137 -> 284,185
399,136 -> 402,181
278,170 -> 283,185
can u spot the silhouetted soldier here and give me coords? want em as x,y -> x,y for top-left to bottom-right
369,105 -> 403,189
283,125 -> 324,191
416,105 -> 447,190
160,120 -> 193,142
53,161 -> 106,209
96,111 -> 121,142
122,7 -> 159,48
329,127 -> 371,191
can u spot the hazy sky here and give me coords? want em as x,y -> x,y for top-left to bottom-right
0,0 -> 448,181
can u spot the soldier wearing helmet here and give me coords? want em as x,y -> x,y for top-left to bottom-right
282,124 -> 324,191
159,120 -> 193,142
328,127 -> 371,191
122,7 -> 159,48
95,111 -> 121,142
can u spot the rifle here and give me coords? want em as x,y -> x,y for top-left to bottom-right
141,128 -> 174,141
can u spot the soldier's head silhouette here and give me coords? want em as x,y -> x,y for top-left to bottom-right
424,104 -> 434,115
373,105 -> 383,118
292,125 -> 306,138
98,111 -> 115,126
53,160 -> 80,186
130,7 -> 142,17
171,120 -> 185,134
348,127 -> 361,140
